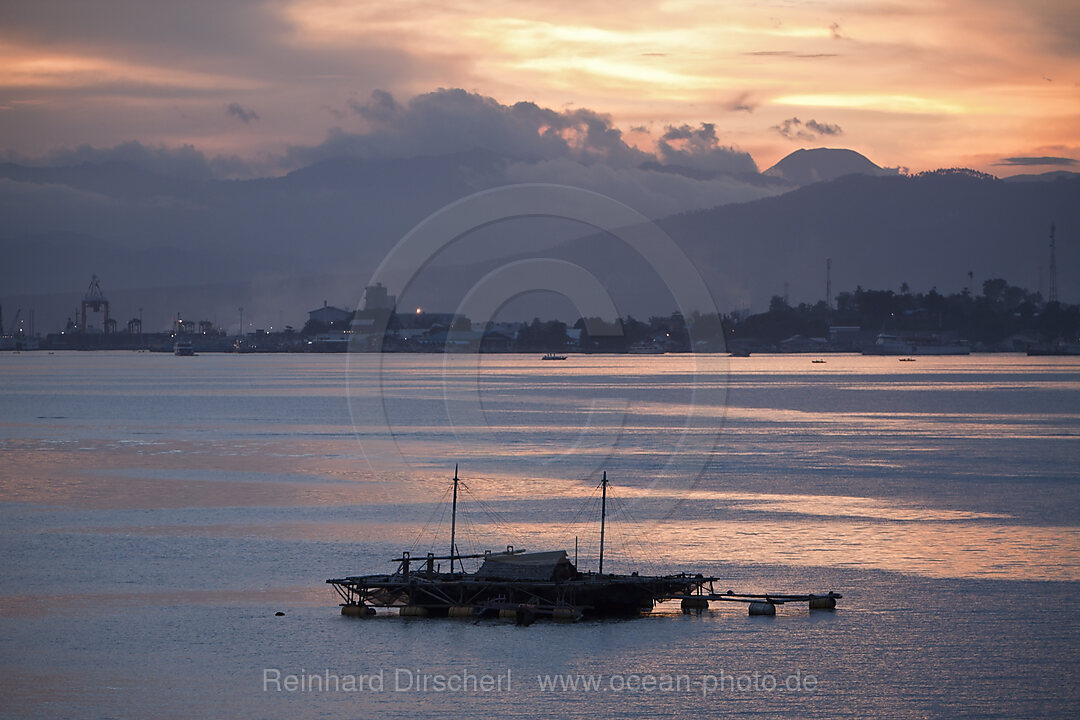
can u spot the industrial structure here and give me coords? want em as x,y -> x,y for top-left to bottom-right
80,275 -> 111,334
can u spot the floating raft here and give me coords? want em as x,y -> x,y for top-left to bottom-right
672,590 -> 842,616
328,469 -> 840,623
328,549 -> 841,622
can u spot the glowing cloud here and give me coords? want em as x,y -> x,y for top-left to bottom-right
0,0 -> 1077,173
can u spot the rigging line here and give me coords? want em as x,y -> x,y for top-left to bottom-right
409,482 -> 453,555
556,490 -> 593,548
565,479 -> 600,524
461,507 -> 496,571
484,484 -> 546,544
455,478 -> 488,561
607,495 -> 648,572
466,482 -> 515,523
596,487 -> 638,569
427,485 -> 453,551
609,492 -> 654,557
407,483 -> 452,554
455,477 -> 527,554
456,505 -> 473,551
460,485 -> 516,534
571,491 -> 605,569
609,492 -> 664,575
452,476 -> 478,567
471,493 -> 515,531
457,489 -> 519,551
555,479 -> 603,543
467,515 -> 490,567
477,515 -> 518,548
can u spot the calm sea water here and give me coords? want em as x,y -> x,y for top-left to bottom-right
1,352 -> 1078,718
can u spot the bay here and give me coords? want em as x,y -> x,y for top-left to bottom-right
1,352 -> 1078,718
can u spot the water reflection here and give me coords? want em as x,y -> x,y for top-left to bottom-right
2,353 -> 1078,586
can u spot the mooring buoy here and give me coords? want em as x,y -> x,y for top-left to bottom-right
748,601 -> 776,616
681,597 -> 710,613
341,604 -> 376,617
552,607 -> 581,622
448,606 -> 476,618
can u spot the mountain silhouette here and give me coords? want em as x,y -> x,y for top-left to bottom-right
1,152 -> 1076,331
764,148 -> 895,185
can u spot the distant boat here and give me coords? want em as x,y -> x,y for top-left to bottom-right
899,357 -> 917,362
627,342 -> 664,355
811,359 -> 827,364
541,352 -> 568,360
232,338 -> 257,353
173,340 -> 195,356
1026,343 -> 1080,356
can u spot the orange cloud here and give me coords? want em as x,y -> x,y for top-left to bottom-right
0,0 -> 1076,173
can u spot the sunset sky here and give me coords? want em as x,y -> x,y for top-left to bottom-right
0,0 -> 1077,175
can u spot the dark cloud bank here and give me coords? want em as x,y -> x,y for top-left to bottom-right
291,88 -> 758,177
996,156 -> 1076,167
7,88 -> 776,206
226,103 -> 261,124
772,117 -> 843,141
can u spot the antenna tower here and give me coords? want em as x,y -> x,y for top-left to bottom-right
1048,223 -> 1058,303
826,258 -> 832,309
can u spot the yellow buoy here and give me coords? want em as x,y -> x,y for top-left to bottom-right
341,605 -> 376,617
448,606 -> 476,618
681,597 -> 710,612
400,606 -> 428,617
809,596 -> 837,610
552,607 -> 581,622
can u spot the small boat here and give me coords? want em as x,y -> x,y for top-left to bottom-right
173,340 -> 195,356
811,359 -> 826,364
541,353 -> 568,360
898,357 -> 916,362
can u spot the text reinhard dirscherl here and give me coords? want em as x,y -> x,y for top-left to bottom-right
263,668 -> 512,694
262,668 -> 818,697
